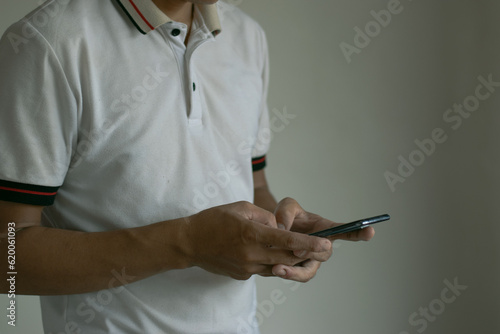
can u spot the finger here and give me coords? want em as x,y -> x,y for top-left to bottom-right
235,262 -> 305,279
258,227 -> 331,253
329,226 -> 375,242
292,246 -> 332,262
240,264 -> 276,278
258,247 -> 309,267
239,201 -> 278,229
254,265 -> 280,278
272,260 -> 321,283
273,197 -> 304,231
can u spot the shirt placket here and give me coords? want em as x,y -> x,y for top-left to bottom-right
166,24 -> 212,127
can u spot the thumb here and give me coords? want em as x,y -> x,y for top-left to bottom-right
274,197 -> 305,231
240,202 -> 278,229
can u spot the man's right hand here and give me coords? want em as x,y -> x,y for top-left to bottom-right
182,201 -> 332,281
0,200 -> 331,295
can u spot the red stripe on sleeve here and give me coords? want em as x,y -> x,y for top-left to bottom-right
0,186 -> 58,196
252,157 -> 266,165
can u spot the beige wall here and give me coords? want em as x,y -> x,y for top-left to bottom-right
243,1 -> 499,333
1,0 -> 498,333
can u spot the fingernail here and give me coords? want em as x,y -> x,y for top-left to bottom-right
278,224 -> 286,230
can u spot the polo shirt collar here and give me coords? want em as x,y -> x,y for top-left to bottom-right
115,0 -> 221,36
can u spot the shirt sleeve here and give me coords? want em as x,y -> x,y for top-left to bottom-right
251,26 -> 271,172
0,21 -> 77,206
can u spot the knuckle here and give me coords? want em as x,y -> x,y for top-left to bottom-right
313,239 -> 330,253
239,250 -> 254,264
264,210 -> 277,223
282,197 -> 296,205
240,224 -> 257,245
238,201 -> 253,210
284,235 -> 297,249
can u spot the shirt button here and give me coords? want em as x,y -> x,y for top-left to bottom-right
193,82 -> 196,91
171,29 -> 181,37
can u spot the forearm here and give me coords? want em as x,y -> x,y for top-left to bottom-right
254,186 -> 278,213
1,218 -> 189,295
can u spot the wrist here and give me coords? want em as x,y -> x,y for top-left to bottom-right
174,215 -> 195,270
137,217 -> 193,272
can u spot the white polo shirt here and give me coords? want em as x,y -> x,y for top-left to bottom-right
0,0 -> 270,332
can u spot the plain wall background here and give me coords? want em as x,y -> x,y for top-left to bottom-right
1,0 -> 498,333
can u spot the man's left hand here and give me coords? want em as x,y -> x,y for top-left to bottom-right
270,197 -> 375,282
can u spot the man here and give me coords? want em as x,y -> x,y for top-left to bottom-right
0,0 -> 374,332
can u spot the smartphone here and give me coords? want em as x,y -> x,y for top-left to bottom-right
308,214 -> 390,238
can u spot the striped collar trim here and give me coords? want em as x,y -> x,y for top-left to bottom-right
115,0 -> 221,36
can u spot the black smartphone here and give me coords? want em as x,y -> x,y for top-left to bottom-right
308,214 -> 390,238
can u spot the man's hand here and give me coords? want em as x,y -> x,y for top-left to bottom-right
182,201 -> 332,281
272,198 -> 375,282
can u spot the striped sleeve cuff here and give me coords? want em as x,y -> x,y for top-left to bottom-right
0,180 -> 59,206
252,155 -> 267,172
